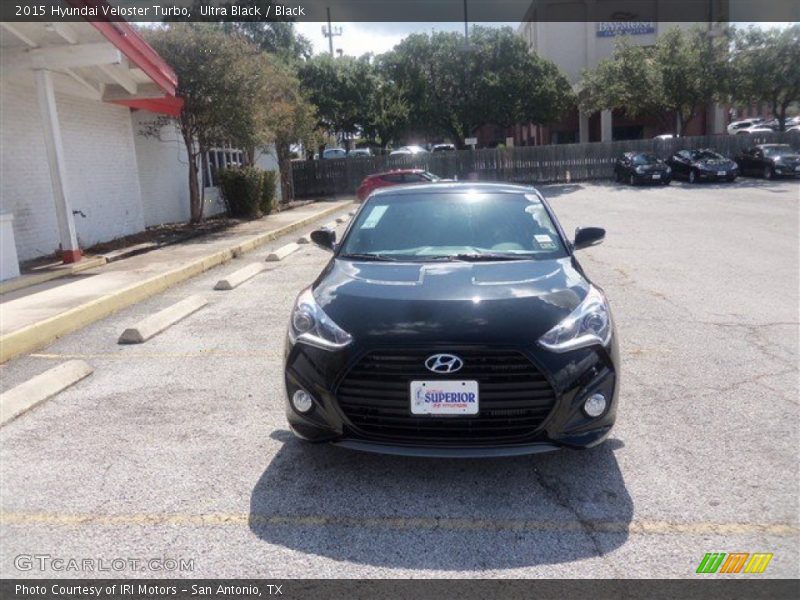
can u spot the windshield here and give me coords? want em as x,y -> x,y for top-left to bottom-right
763,145 -> 794,157
339,192 -> 567,261
691,150 -> 723,161
633,154 -> 659,165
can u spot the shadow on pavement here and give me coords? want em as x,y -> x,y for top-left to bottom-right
249,431 -> 632,570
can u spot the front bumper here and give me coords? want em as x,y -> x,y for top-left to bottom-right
283,337 -> 619,456
695,169 -> 737,181
773,165 -> 800,177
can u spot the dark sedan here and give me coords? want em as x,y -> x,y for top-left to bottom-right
283,183 -> 618,457
667,149 -> 739,183
735,144 -> 800,179
614,152 -> 671,185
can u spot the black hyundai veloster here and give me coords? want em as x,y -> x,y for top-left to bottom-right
283,183 -> 619,457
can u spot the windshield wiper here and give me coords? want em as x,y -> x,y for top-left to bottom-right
339,252 -> 401,262
427,253 -> 532,262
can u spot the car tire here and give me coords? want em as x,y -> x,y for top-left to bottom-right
763,165 -> 774,180
688,170 -> 697,183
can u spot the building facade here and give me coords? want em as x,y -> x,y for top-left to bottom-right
0,15 -> 279,281
509,1 -> 729,146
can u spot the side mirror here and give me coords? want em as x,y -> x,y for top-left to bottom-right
573,227 -> 605,250
310,228 -> 336,252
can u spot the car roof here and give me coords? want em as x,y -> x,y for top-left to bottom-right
368,169 -> 425,177
369,181 -> 540,198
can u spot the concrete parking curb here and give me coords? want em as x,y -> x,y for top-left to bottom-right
214,263 -> 266,290
0,202 -> 350,363
266,243 -> 300,262
118,295 -> 208,344
0,360 -> 93,426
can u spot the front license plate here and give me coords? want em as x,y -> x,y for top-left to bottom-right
716,171 -> 726,176
410,380 -> 479,415
651,174 -> 661,180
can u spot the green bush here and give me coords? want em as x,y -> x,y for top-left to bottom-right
260,170 -> 278,215
218,167 -> 263,218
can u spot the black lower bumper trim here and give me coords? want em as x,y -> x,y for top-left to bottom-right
332,439 -> 561,458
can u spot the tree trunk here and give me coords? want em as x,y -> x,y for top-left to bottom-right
182,129 -> 203,224
276,140 -> 294,203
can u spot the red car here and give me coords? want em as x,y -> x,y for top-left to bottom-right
356,169 -> 441,201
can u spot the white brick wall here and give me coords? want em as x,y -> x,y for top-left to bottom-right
1,81 -> 145,261
1,82 -> 284,264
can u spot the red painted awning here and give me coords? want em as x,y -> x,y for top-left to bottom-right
66,0 -> 183,116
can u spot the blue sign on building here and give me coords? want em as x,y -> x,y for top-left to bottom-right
597,22 -> 657,37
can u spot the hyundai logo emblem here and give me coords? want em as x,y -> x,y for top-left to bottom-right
425,354 -> 464,374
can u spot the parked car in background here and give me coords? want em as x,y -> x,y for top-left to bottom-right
667,149 -> 738,183
735,125 -> 776,135
727,119 -> 764,135
787,125 -> 800,133
322,148 -> 347,159
614,152 -> 671,185
735,144 -> 800,179
348,148 -> 372,158
432,143 -> 456,152
356,169 -> 442,201
389,145 -> 429,156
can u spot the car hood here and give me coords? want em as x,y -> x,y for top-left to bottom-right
313,258 -> 589,345
694,158 -> 736,168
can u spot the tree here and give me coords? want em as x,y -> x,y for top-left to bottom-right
297,55 -> 376,148
362,81 -> 410,149
579,26 -> 731,135
730,25 -> 800,131
247,55 -> 320,200
143,24 -> 268,222
381,26 -> 573,147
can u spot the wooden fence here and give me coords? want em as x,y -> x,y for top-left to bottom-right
291,131 -> 800,198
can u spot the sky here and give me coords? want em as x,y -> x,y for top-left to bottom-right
294,21 -> 790,57
294,22 -> 518,57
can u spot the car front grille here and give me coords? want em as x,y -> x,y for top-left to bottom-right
336,349 -> 557,443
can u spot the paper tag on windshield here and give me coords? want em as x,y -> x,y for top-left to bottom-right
534,234 -> 556,250
361,205 -> 388,229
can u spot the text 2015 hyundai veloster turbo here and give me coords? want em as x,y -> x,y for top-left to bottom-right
283,183 -> 618,457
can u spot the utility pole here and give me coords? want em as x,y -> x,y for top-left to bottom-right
322,7 -> 342,57
463,0 -> 469,42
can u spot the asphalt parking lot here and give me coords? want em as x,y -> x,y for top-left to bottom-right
1,179 -> 798,578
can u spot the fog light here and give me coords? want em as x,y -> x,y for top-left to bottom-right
583,393 -> 607,417
292,389 -> 314,413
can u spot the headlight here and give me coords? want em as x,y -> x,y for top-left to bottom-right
538,286 -> 612,353
288,287 -> 352,350
635,166 -> 645,174
665,166 -> 671,174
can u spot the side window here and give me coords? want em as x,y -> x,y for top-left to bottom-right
382,174 -> 404,183
403,173 -> 426,182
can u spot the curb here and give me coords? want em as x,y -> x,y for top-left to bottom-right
214,263 -> 266,291
0,360 -> 93,426
0,256 -> 107,296
119,295 -> 208,344
266,243 -> 300,262
0,202 -> 351,364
